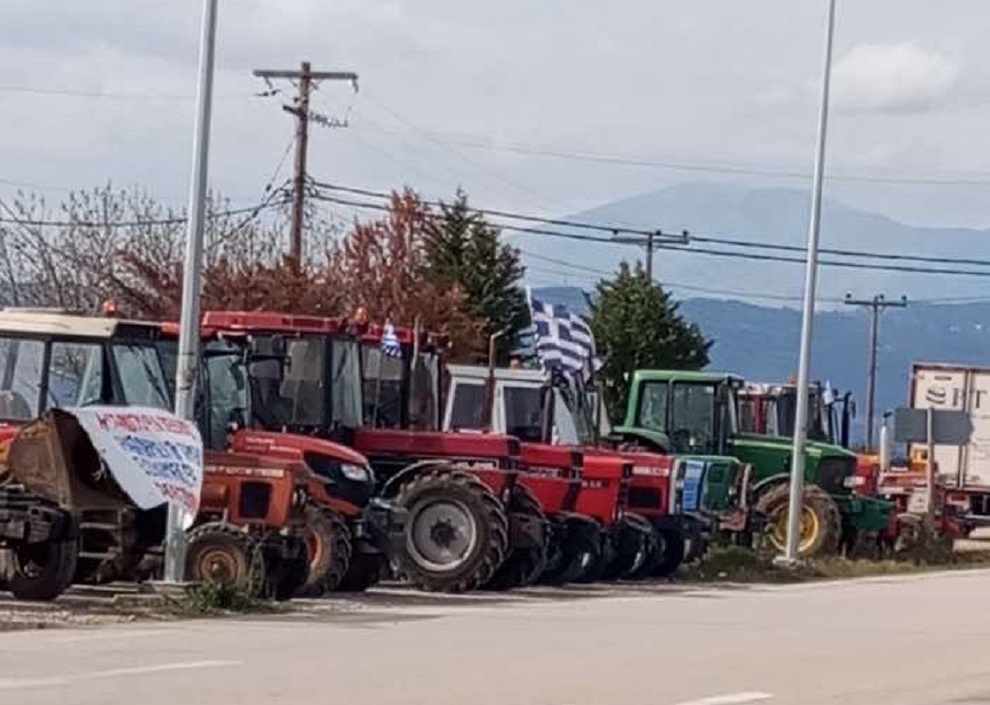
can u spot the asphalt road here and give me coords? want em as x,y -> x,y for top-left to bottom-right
4,571 -> 990,705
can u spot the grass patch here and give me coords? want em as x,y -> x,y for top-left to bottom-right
678,541 -> 990,585
109,582 -> 282,619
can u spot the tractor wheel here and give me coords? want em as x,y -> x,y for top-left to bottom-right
185,522 -> 266,598
297,505 -> 353,597
395,467 -> 509,593
652,528 -> 687,578
540,517 -> 603,585
485,485 -> 549,590
336,553 -> 385,593
606,513 -> 658,580
756,483 -> 842,557
8,539 -> 79,601
270,550 -> 309,602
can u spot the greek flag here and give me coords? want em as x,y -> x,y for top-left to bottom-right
527,291 -> 602,381
381,322 -> 402,358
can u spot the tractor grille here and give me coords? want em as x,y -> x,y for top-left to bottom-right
816,457 -> 854,495
239,482 -> 273,519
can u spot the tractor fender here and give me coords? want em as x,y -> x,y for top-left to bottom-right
379,460 -> 464,499
750,473 -> 791,499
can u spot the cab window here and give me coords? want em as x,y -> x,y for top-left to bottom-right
0,338 -> 43,420
636,381 -> 669,432
48,342 -> 103,408
448,382 -> 486,430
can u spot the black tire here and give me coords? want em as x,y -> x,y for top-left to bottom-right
606,513 -> 658,580
541,517 -> 603,585
336,553 -> 384,592
271,552 -> 309,601
485,485 -> 549,590
755,483 -> 842,557
185,522 -> 266,598
8,540 -> 79,601
297,505 -> 353,597
653,528 -> 686,578
395,467 -> 509,593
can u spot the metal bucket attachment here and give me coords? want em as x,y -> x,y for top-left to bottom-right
5,409 -> 132,511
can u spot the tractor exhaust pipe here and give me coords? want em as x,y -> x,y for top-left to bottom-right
480,328 -> 508,432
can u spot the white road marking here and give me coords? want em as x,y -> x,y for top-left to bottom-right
672,692 -> 774,705
0,660 -> 240,691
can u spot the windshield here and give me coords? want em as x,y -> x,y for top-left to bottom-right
331,339 -> 364,428
670,382 -> 717,452
636,381 -> 670,433
363,345 -> 404,428
202,342 -> 250,449
112,343 -> 171,410
0,338 -> 44,420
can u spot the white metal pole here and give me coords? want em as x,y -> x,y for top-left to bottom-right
164,0 -> 218,583
782,0 -> 837,564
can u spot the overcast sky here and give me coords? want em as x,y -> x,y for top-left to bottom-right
3,1 -> 990,243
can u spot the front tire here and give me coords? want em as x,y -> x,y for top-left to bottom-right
8,540 -> 79,601
486,485 -> 549,590
297,505 -> 352,597
185,522 -> 266,598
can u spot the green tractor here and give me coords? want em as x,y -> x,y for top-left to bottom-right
612,370 -> 891,557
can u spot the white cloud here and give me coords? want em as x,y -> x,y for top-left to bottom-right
832,43 -> 961,114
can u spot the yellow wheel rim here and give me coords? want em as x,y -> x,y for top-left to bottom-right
769,506 -> 821,554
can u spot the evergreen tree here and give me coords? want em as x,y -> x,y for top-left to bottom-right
422,190 -> 529,363
590,261 -> 712,419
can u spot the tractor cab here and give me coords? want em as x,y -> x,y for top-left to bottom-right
616,371 -> 742,456
738,382 -> 854,448
0,308 -> 170,432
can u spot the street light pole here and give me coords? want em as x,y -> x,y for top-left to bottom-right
165,0 -> 219,583
781,0 -> 837,564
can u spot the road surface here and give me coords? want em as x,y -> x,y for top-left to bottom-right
3,570 -> 990,705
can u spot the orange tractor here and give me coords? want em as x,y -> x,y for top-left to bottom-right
0,308 -> 321,600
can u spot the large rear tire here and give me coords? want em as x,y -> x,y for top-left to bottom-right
485,485 -> 549,590
185,522 -> 266,598
756,483 -> 842,557
8,539 -> 79,601
395,467 -> 509,593
297,505 -> 352,597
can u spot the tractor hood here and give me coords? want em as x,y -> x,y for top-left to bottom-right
610,425 -> 671,453
733,432 -> 854,460
231,429 -> 370,468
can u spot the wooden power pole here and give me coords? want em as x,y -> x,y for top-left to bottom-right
844,293 -> 908,451
611,230 -> 690,281
253,62 -> 358,267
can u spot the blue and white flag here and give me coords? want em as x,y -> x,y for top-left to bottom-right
381,322 -> 402,358
526,289 -> 602,381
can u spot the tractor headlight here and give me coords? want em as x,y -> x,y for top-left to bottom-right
340,463 -> 372,483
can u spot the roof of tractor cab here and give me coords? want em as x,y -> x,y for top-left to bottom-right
0,308 -> 158,340
631,369 -> 744,385
201,311 -> 346,335
447,363 -> 546,384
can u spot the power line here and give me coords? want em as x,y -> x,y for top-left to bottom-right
0,85 -> 256,101
0,199 -> 288,229
312,181 -> 670,238
314,181 -> 990,273
429,135 -> 990,187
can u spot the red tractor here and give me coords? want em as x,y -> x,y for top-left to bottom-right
157,322 -> 405,594
199,311 -> 650,588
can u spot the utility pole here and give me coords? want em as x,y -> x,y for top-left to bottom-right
253,62 -> 358,267
167,0 -> 218,584
844,293 -> 908,451
611,230 -> 689,280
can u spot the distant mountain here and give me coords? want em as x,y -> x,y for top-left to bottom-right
531,286 -> 990,442
517,182 -> 990,303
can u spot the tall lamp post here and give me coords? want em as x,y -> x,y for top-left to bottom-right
164,0 -> 219,583
781,0 -> 838,564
